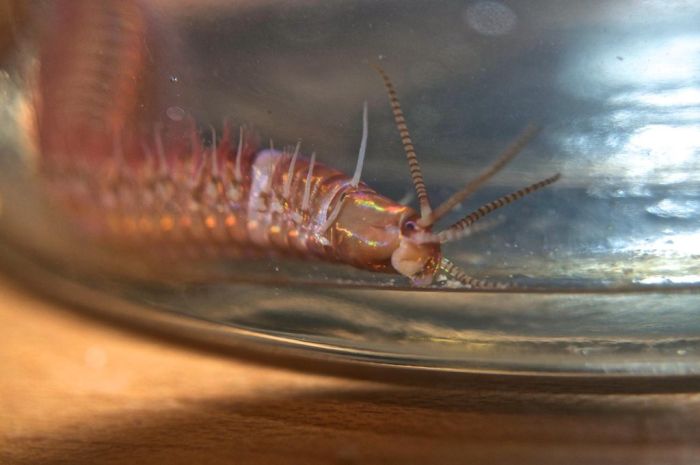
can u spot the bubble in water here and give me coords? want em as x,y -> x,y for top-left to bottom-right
166,105 -> 186,121
464,1 -> 517,36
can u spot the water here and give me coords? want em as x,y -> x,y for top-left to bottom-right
1,0 -> 699,379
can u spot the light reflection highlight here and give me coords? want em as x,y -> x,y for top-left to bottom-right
611,125 -> 700,183
560,31 -> 700,189
639,275 -> 700,285
611,231 -> 700,257
646,199 -> 700,219
610,87 -> 700,107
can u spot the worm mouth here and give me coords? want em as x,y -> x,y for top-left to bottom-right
409,271 -> 435,287
391,234 -> 441,285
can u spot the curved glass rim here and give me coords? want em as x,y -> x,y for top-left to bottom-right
3,237 -> 700,393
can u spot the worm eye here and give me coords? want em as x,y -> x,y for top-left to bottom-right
402,220 -> 417,234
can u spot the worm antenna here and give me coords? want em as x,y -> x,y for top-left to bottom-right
440,258 -> 510,289
283,140 -> 302,199
351,101 -> 369,187
372,63 -> 432,224
437,173 -> 561,243
428,124 -> 540,225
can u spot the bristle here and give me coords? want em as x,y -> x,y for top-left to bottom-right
234,125 -> 244,181
320,192 -> 346,233
191,138 -> 207,188
283,140 -> 301,199
351,101 -> 369,187
209,125 -> 219,177
140,140 -> 155,176
301,152 -> 316,212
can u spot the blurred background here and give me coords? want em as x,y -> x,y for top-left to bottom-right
2,0 -> 700,463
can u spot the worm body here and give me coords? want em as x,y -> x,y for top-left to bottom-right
41,123 -> 441,285
35,1 -> 558,288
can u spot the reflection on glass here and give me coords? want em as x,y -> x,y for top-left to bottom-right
557,17 -> 700,290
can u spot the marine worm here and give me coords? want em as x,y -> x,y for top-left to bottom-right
40,60 -> 559,288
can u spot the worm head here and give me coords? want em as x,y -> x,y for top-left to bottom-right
328,190 -> 440,286
391,215 -> 441,286
329,190 -> 409,270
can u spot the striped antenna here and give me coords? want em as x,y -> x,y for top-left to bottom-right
440,258 -> 510,289
372,63 -> 432,224
428,124 -> 540,225
435,173 -> 561,243
351,101 -> 369,187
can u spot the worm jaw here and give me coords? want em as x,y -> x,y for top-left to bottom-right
391,217 -> 441,286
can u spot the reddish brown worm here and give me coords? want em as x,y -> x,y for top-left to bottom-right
36,1 -> 559,288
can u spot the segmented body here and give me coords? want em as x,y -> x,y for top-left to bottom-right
41,126 -> 410,274
35,0 -> 416,278
35,0 -> 560,287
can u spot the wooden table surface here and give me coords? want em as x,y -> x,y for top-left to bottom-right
2,276 -> 700,465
